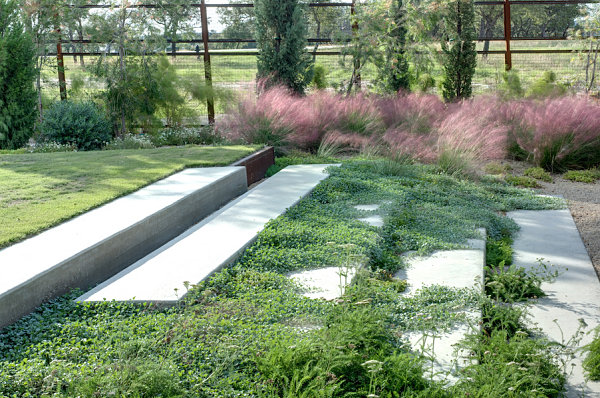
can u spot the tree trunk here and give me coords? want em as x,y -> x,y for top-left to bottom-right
311,8 -> 321,62
119,9 -> 127,136
77,19 -> 85,66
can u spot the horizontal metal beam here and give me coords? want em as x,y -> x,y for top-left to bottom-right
51,49 -> 589,57
67,2 -> 353,9
63,38 -> 346,44
476,0 -> 596,4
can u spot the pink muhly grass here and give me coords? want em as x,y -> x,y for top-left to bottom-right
377,92 -> 446,133
515,96 -> 600,171
437,96 -> 508,162
317,130 -> 371,157
220,87 -> 387,152
382,128 -> 438,162
217,86 -> 301,147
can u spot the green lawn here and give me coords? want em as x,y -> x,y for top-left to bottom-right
0,145 -> 258,248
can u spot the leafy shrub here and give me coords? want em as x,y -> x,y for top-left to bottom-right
25,141 -> 77,153
505,174 -> 540,188
417,73 -> 436,93
498,70 -> 524,99
485,263 -> 545,302
104,134 -> 155,150
454,328 -> 565,396
563,169 -> 600,183
39,101 -> 112,151
484,162 -> 511,175
311,63 -> 328,89
527,70 -> 567,99
152,126 -> 223,147
523,167 -> 552,182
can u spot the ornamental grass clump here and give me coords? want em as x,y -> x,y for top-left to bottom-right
218,86 -> 297,149
437,97 -> 508,163
509,97 -> 600,172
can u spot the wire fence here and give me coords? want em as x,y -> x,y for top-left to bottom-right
41,0 -> 599,122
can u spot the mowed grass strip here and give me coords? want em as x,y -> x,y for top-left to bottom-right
0,145 -> 258,248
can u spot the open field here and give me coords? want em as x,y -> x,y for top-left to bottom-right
0,145 -> 257,248
40,40 -> 593,116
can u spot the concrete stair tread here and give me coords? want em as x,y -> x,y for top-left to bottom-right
78,164 -> 337,303
0,167 -> 243,293
0,166 -> 248,328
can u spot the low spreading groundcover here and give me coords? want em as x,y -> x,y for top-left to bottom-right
0,159 -> 566,397
0,145 -> 258,248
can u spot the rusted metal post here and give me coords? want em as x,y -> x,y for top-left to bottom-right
351,0 -> 361,89
56,25 -> 68,101
200,0 -> 215,125
503,0 -> 512,71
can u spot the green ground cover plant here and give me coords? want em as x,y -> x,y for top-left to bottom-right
0,159 -> 566,396
505,174 -> 541,188
0,145 -> 257,248
523,167 -> 553,183
563,168 -> 600,183
484,162 -> 512,175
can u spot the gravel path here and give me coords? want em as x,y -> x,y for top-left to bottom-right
501,161 -> 600,281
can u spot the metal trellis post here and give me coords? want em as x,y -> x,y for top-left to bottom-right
200,0 -> 215,125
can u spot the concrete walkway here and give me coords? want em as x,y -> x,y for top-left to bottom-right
79,164 -> 337,304
0,167 -> 246,328
395,231 -> 486,384
509,209 -> 600,397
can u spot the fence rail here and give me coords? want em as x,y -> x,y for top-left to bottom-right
44,0 -> 599,122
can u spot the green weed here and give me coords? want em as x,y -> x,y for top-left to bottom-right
486,237 -> 514,267
484,162 -> 512,175
524,167 -> 553,182
583,327 -> 600,381
505,174 -> 541,188
563,168 -> 600,183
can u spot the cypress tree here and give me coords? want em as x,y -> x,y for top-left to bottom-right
0,0 -> 37,149
255,0 -> 314,94
384,0 -> 410,92
441,0 -> 477,101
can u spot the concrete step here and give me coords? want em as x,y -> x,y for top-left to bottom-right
78,164 -> 337,304
509,209 -> 600,397
395,230 -> 486,384
0,167 -> 247,329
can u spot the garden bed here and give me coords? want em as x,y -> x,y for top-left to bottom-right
0,159 -> 569,397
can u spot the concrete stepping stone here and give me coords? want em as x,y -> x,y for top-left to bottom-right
78,164 -> 338,304
358,215 -> 384,227
356,203 -> 384,227
354,204 -> 380,211
289,266 -> 358,300
509,209 -> 600,397
395,230 -> 486,383
0,167 -> 247,329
